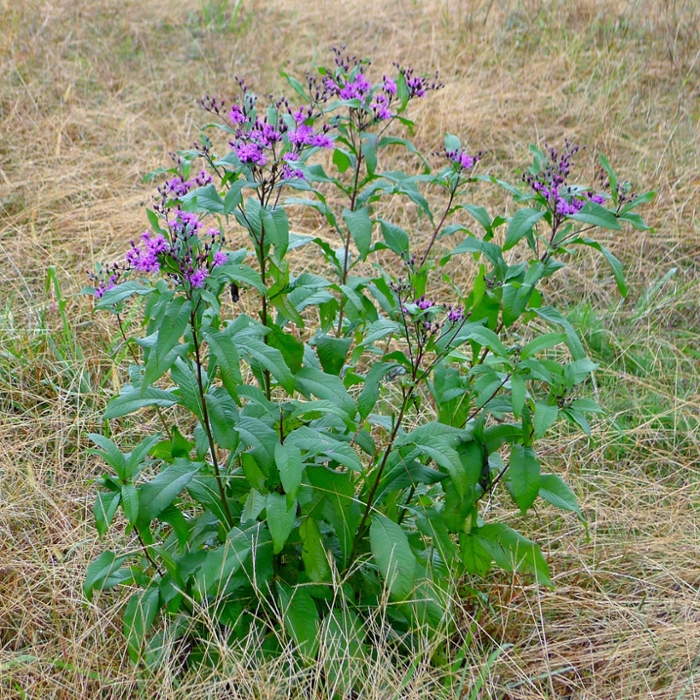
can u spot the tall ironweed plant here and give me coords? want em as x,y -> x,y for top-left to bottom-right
84,49 -> 652,676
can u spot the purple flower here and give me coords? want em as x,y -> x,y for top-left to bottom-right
289,123 -> 314,146
416,295 -> 434,311
229,104 -> 246,125
555,197 -> 586,217
447,149 -> 481,172
187,269 -> 208,288
236,142 -> 267,166
383,76 -> 397,95
447,307 -> 464,324
172,211 -> 202,233
589,192 -> 606,204
371,93 -> 393,121
165,176 -> 193,198
311,132 -> 333,149
207,227 -> 222,238
195,170 -> 213,186
125,231 -> 169,274
282,164 -> 305,180
212,250 -> 228,267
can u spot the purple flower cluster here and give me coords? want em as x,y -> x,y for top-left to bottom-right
416,295 -> 434,311
202,82 -> 333,185
446,148 -> 482,173
90,210 -> 230,299
125,231 -> 169,274
317,47 -> 441,126
523,142 -> 607,220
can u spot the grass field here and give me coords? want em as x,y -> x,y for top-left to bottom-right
1,0 -> 699,697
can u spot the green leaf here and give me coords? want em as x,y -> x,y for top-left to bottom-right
598,154 -> 618,206
575,238 -> 627,296
342,207 -> 373,260
220,264 -> 266,295
370,513 -> 416,600
315,335 -> 352,376
300,517 -> 331,582
180,184 -> 225,214
533,402 -> 558,438
126,434 -> 162,475
619,190 -> 655,215
463,204 -> 492,234
121,483 -> 139,527
569,398 -> 603,413
322,609 -> 365,697
88,433 -> 127,480
83,551 -> 130,601
266,492 -> 297,554
359,319 -> 400,348
143,297 -> 192,387
261,206 -> 289,257
95,281 -> 153,310
534,307 -> 586,360
123,587 -> 161,662
504,209 -> 546,251
508,445 -> 540,513
94,490 -> 120,538
170,358 -> 203,420
194,528 -> 253,597
294,366 -> 356,418
449,236 -> 503,268
571,202 -> 621,230
277,583 -> 319,659
204,329 -> 242,400
501,283 -> 533,327
520,332 -> 567,359
474,523 -> 552,586
234,335 -> 294,394
275,443 -> 304,505
138,460 -> 202,524
357,362 -> 397,421
333,147 -> 352,173
379,219 -> 409,256
104,385 -> 178,420
223,179 -> 250,215
468,326 -> 510,360
565,358 -> 598,385
539,474 -> 584,521
510,374 -> 527,419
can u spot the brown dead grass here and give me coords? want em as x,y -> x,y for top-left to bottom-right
1,0 -> 699,697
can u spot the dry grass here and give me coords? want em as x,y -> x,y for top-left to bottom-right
1,0 -> 700,696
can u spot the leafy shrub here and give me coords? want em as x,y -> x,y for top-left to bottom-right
84,48 -> 651,675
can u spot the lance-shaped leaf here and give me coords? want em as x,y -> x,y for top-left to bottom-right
123,586 -> 161,662
84,551 -> 131,601
342,207 -> 373,260
508,444 -> 540,513
300,517 -> 331,582
266,492 -> 297,554
275,443 -> 304,506
370,513 -> 416,600
277,583 -> 319,658
138,459 -> 202,524
204,329 -> 243,400
504,208 -> 546,251
143,297 -> 191,388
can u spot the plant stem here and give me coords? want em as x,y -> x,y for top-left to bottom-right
336,128 -> 365,336
418,179 -> 459,267
348,389 -> 412,564
190,308 -> 234,528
